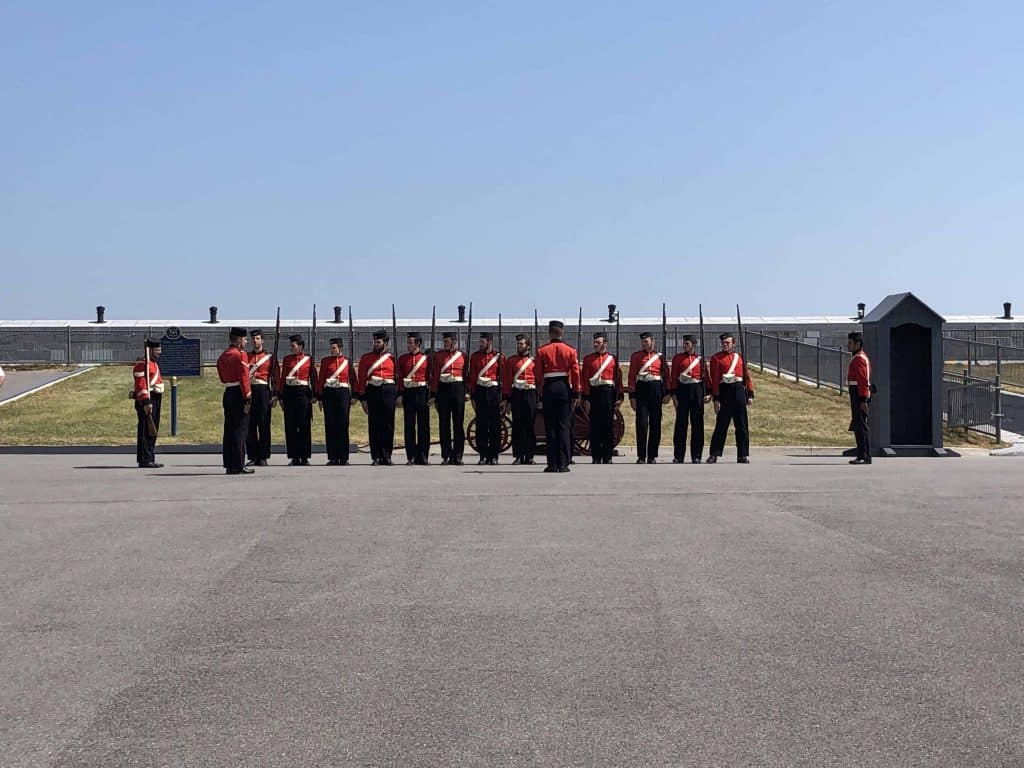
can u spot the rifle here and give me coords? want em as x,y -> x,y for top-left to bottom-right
662,302 -> 668,360
143,339 -> 158,437
577,307 -> 583,352
615,306 -> 621,365
533,308 -> 539,353
311,304 -> 317,360
736,304 -> 749,388
391,303 -> 398,352
466,302 -> 473,353
429,304 -> 436,396
347,305 -> 355,380
698,303 -> 707,381
497,312 -> 503,389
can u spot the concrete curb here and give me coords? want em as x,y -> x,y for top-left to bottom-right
0,365 -> 98,406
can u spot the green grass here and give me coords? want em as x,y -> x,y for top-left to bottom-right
0,365 -> 1002,448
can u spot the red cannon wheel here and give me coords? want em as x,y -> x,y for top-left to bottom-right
572,404 -> 627,456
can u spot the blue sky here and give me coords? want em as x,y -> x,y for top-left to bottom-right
1,1 -> 1022,320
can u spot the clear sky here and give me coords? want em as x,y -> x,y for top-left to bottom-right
2,1 -> 1022,321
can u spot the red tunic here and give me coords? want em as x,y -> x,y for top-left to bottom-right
217,346 -> 252,398
247,348 -> 278,387
709,351 -> 754,399
534,341 -> 581,393
132,359 -> 163,401
316,355 -> 352,396
627,350 -> 668,393
580,352 -> 623,397
668,352 -> 710,394
847,351 -> 871,399
502,353 -> 537,398
356,351 -> 396,397
468,350 -> 503,395
431,349 -> 466,392
397,351 -> 430,392
276,353 -> 314,395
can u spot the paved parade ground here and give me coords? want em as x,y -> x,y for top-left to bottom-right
1,450 -> 1022,767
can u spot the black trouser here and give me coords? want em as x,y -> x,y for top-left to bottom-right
222,387 -> 248,470
473,386 -> 502,461
710,382 -> 750,460
849,386 -> 871,461
246,384 -> 272,462
509,388 -> 538,461
322,386 -> 352,463
588,386 -> 616,463
366,383 -> 397,462
633,380 -> 664,461
673,383 -> 705,462
436,382 -> 466,462
542,378 -> 572,470
402,387 -> 430,464
135,392 -> 162,465
282,386 -> 313,460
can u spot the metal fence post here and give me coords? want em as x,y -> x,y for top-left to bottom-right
996,342 -> 1001,378
795,341 -> 800,384
815,344 -> 821,388
993,374 -> 1002,444
776,333 -> 781,378
758,331 -> 764,371
838,349 -> 844,396
967,340 -> 972,378
66,325 -> 72,365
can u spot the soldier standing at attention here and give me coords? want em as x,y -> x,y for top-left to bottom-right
502,334 -> 538,465
468,331 -> 504,465
357,330 -> 397,466
580,332 -> 622,464
132,339 -> 163,469
628,331 -> 668,464
245,329 -> 276,467
277,334 -> 315,466
669,334 -> 711,464
316,337 -> 353,466
218,328 -> 253,475
847,331 -> 873,465
431,331 -> 467,465
398,332 -> 431,465
707,332 -> 754,464
535,320 -> 581,473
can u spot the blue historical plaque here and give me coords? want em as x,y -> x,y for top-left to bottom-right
159,327 -> 202,376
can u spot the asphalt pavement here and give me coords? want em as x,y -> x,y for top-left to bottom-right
1,450 -> 1022,767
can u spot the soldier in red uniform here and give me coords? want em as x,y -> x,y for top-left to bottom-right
357,329 -> 397,466
217,327 -> 253,475
276,334 -> 315,465
132,339 -> 163,468
581,332 -> 623,464
502,334 -> 538,465
846,331 -> 873,464
316,337 -> 354,466
535,320 -> 581,472
669,334 -> 711,464
707,332 -> 754,464
431,331 -> 467,465
468,332 -> 504,465
628,331 -> 669,464
245,328 -> 277,467
398,332 -> 431,465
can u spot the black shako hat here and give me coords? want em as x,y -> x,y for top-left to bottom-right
329,337 -> 343,346
249,329 -> 263,337
372,329 -> 389,341
230,327 -> 248,338
719,332 -> 734,341
549,320 -> 564,330
288,334 -> 305,345
848,331 -> 864,343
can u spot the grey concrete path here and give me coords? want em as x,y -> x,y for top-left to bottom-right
1,451 -> 1022,767
0,367 -> 87,404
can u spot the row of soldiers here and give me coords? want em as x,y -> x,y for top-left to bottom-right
132,324 -> 873,473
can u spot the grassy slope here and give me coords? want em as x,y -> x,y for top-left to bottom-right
0,364 -> 999,448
